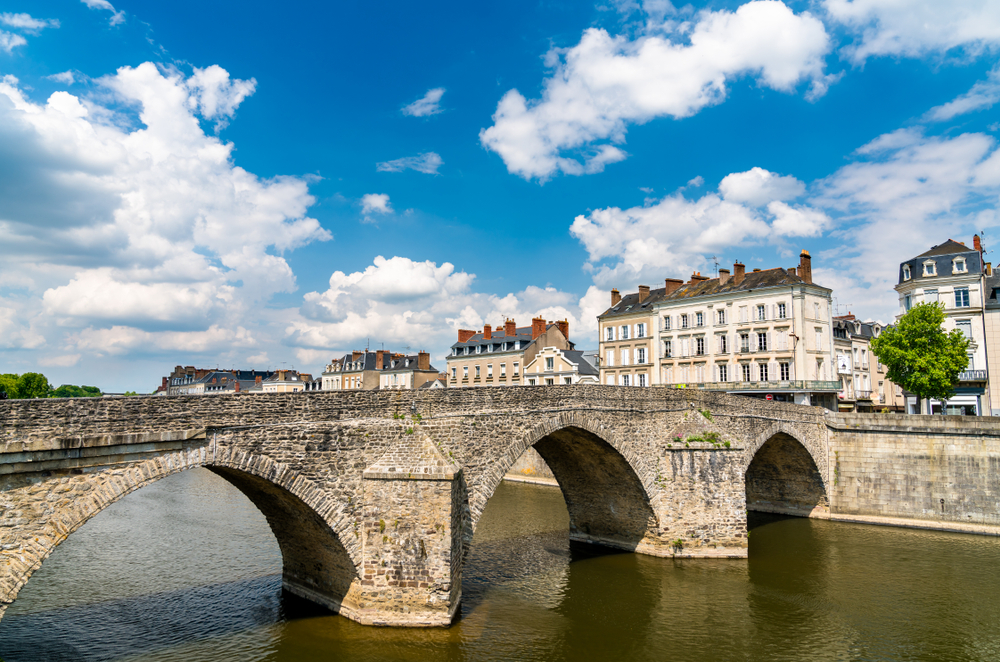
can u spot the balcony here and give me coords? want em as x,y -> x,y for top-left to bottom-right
855,390 -> 872,400
685,380 -> 841,392
957,370 -> 988,382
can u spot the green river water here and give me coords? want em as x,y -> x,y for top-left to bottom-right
2,467 -> 1000,661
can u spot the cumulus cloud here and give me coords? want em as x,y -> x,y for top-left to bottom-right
719,167 -> 805,206
825,0 -> 1000,63
926,66 -> 1000,121
360,193 -> 392,220
0,63 -> 330,363
81,0 -> 125,26
38,354 -> 81,367
402,87 -> 445,117
767,201 -> 831,237
0,13 -> 59,32
0,31 -> 27,53
47,71 -> 78,85
480,0 -> 832,180
376,152 -> 443,174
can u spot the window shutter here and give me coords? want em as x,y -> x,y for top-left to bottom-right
767,331 -> 773,351
749,335 -> 756,353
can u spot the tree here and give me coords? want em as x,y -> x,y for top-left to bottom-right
0,373 -> 18,399
51,384 -> 102,398
15,373 -> 52,399
870,302 -> 970,413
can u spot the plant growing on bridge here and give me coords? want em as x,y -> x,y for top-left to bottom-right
869,302 -> 970,413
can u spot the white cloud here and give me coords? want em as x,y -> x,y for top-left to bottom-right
39,354 -> 81,367
360,193 -> 392,219
825,0 -> 1000,63
0,13 -> 59,32
719,167 -> 805,206
47,71 -> 77,85
767,201 -> 831,237
0,63 -> 330,367
0,31 -> 27,53
926,66 -> 1000,121
376,152 -> 443,174
402,88 -> 445,117
480,0 -> 832,180
81,0 -> 125,26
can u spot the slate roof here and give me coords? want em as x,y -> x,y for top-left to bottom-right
563,350 -> 599,376
330,351 -> 379,372
378,354 -> 438,373
985,271 -> 1000,310
600,268 -> 824,319
900,241 -> 982,284
450,324 -> 574,352
833,316 -> 881,341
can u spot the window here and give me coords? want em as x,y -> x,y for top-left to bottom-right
477,345 -> 482,354
904,294 -> 912,311
696,312 -> 704,327
923,260 -> 936,277
777,303 -> 786,319
500,363 -> 506,376
924,288 -> 938,303
742,364 -> 752,382
968,351 -> 976,370
717,309 -> 726,325
564,377 -> 572,384
621,374 -> 631,386
546,378 -> 554,386
637,347 -> 647,363
638,373 -> 648,387
780,362 -> 790,380
696,337 -> 705,356
757,332 -> 768,351
528,378 -> 536,386
739,306 -> 748,323
637,323 -> 646,338
463,366 -> 469,378
546,357 -> 554,370
475,365 -> 481,378
814,302 -> 820,319
664,340 -> 672,358
957,319 -> 972,339
621,349 -> 630,366
759,363 -> 769,382
903,264 -> 911,280
719,335 -> 728,353
606,350 -> 615,367
956,287 -> 970,307
513,362 -> 520,375
515,341 -> 521,350
757,305 -> 766,321
605,327 -> 614,341
718,364 -> 728,382
663,316 -> 672,330
487,364 -> 493,377
815,328 -> 823,350
451,367 -> 457,379
681,314 -> 689,329
620,325 -> 630,340
740,333 -> 750,352
954,257 -> 967,274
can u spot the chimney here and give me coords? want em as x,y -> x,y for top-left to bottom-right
799,250 -> 812,284
483,324 -> 492,340
505,319 -> 516,336
235,381 -> 241,392
255,375 -> 262,384
733,262 -> 746,285
376,350 -> 386,370
987,262 -> 993,276
788,266 -> 797,276
418,351 -> 430,370
556,319 -> 569,339
611,288 -> 621,306
975,234 -> 982,253
352,351 -> 362,361
212,377 -> 217,384
690,272 -> 709,282
637,285 -> 650,303
458,329 -> 476,343
161,377 -> 168,388
752,268 -> 761,273
718,268 -> 731,285
664,278 -> 683,295
531,317 -> 546,339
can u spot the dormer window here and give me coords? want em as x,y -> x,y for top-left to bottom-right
953,257 -> 967,274
902,264 -> 911,281
923,260 -> 937,277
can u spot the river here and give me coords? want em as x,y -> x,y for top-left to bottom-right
2,467 -> 1000,661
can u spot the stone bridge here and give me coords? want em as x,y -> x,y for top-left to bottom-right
3,386 -> 1000,627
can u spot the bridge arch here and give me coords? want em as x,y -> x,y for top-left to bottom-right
468,411 -> 658,555
743,424 -> 830,518
2,448 -> 359,619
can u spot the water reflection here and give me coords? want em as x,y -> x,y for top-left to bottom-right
3,470 -> 1000,662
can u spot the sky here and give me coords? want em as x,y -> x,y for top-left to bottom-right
2,0 -> 1000,392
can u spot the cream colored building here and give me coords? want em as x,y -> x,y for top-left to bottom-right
259,370 -> 313,393
833,315 -> 901,412
446,318 -> 574,387
522,347 -> 599,385
321,351 -> 383,391
596,286 -> 657,387
377,352 -> 439,390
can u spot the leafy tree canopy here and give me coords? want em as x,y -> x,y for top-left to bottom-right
0,373 -> 19,399
870,302 -> 970,405
0,373 -> 52,399
51,384 -> 103,398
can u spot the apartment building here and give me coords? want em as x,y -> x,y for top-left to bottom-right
378,352 -> 439,390
446,318 -> 573,387
322,351 -> 383,390
896,237 -> 992,414
161,366 -> 274,396
522,347 -> 599,385
254,369 -> 314,393
833,315 -> 902,412
597,286 -> 657,387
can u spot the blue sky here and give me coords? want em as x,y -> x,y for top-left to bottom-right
2,0 -> 1000,391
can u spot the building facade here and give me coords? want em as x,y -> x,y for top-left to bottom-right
832,315 -> 902,412
896,237 -> 992,414
599,251 -> 840,408
522,347 -> 600,385
446,318 -> 573,387
257,370 -> 314,393
377,352 -> 439,390
161,366 -> 274,396
321,351 -> 382,391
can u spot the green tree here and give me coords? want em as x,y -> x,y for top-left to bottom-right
51,384 -> 103,398
870,302 -> 970,413
16,373 -> 52,399
0,373 -> 19,398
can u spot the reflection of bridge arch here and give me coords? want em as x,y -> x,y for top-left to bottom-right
743,425 -> 830,518
468,412 -> 658,555
3,449 -> 360,621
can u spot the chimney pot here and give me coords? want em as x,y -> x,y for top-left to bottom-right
733,262 -> 746,285
664,278 -> 683,295
418,351 -> 430,371
531,317 -> 546,340
376,350 -> 386,370
637,285 -> 650,303
505,319 -> 516,337
611,288 -> 621,306
483,324 -> 492,340
798,250 -> 812,284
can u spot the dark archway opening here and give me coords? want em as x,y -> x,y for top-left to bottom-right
746,433 -> 828,518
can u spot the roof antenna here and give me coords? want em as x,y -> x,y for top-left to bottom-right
710,255 -> 720,277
